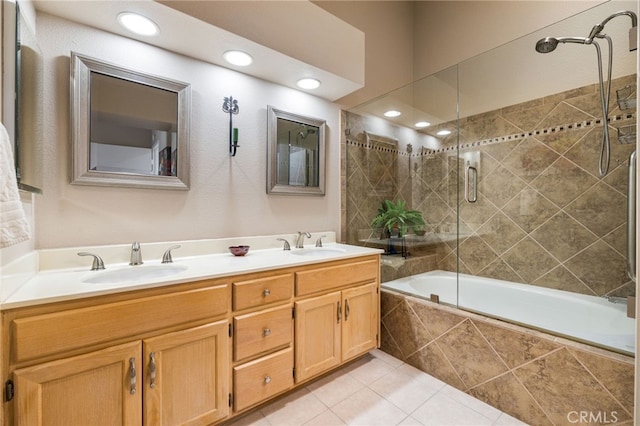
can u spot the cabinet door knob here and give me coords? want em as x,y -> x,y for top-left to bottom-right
263,328 -> 271,337
263,288 -> 271,297
345,299 -> 350,321
129,357 -> 137,395
337,301 -> 342,323
264,375 -> 271,384
149,352 -> 157,388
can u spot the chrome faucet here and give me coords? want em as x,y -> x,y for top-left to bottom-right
78,252 -> 105,270
295,231 -> 311,249
276,238 -> 291,250
130,242 -> 143,265
161,245 -> 181,264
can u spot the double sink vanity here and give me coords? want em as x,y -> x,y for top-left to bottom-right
0,233 -> 381,425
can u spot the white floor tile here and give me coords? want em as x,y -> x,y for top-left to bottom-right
493,413 -> 528,425
304,409 -> 347,426
411,393 -> 494,426
397,416 -> 425,426
331,387 -> 408,426
370,348 -> 405,368
368,368 -> 441,414
440,385 -> 503,422
224,410 -> 270,426
306,368 -> 366,407
259,388 -> 327,426
345,355 -> 396,385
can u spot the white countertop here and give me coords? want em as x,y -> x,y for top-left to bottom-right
1,240 -> 381,310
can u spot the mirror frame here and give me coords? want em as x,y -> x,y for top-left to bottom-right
267,105 -> 326,196
70,52 -> 191,190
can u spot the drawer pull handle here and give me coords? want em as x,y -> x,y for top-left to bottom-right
263,288 -> 271,297
263,328 -> 271,337
129,357 -> 137,395
337,301 -> 342,323
264,375 -> 271,384
149,352 -> 157,388
345,299 -> 350,321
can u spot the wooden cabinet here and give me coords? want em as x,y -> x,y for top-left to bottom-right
13,341 -> 142,426
295,283 -> 378,383
12,321 -> 229,426
143,321 -> 229,426
294,292 -> 341,381
341,283 -> 379,361
231,273 -> 294,413
2,253 -> 379,425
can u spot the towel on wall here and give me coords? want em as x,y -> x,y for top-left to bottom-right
0,123 -> 31,248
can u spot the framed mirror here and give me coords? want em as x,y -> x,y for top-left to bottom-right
71,52 -> 191,190
267,106 -> 326,195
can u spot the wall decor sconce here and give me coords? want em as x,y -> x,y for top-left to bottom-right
223,96 -> 240,156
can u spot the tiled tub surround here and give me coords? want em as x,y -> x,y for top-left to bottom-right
344,74 -> 637,299
380,289 -> 635,425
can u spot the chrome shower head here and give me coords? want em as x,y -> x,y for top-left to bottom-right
535,36 -> 589,53
535,37 -> 559,53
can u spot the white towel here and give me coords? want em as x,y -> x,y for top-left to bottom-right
0,123 -> 31,248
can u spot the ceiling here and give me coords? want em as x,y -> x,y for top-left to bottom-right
33,0 -> 365,102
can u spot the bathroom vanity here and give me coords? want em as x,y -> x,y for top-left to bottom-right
0,242 -> 380,425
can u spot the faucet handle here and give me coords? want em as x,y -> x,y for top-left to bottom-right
161,245 -> 181,264
78,252 -> 105,271
315,235 -> 327,247
276,238 -> 291,251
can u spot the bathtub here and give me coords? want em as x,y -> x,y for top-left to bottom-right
382,270 -> 636,355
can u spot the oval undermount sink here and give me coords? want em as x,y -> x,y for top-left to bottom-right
82,264 -> 188,284
290,248 -> 347,256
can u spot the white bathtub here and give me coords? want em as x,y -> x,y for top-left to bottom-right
382,270 -> 636,355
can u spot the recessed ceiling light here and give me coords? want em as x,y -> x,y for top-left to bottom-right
415,121 -> 431,128
297,78 -> 321,90
437,129 -> 452,136
384,110 -> 401,118
223,50 -> 253,67
117,12 -> 159,37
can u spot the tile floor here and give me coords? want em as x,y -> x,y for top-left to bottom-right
226,349 -> 527,426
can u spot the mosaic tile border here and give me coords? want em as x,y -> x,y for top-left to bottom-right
419,112 -> 636,156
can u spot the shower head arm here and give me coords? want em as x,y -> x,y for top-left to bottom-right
598,10 -> 638,30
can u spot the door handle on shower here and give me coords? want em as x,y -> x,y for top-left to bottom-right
627,150 -> 636,281
465,165 -> 478,203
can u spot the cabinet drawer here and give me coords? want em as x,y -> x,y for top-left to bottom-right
233,273 -> 293,311
12,284 -> 229,364
234,304 -> 292,362
233,347 -> 293,412
296,258 -> 378,296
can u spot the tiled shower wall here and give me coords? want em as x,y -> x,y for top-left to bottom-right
380,289 -> 635,425
343,74 -> 637,297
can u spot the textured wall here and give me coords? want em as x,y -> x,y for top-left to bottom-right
380,290 -> 635,425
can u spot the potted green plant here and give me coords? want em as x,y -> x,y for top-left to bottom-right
371,199 -> 425,238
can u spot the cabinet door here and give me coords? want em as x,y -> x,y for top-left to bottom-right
13,341 -> 142,426
294,291 -> 341,382
143,320 -> 229,426
342,283 -> 378,361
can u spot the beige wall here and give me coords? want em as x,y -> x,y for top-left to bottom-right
34,12 -> 342,249
318,0 -> 606,108
314,1 -> 415,109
